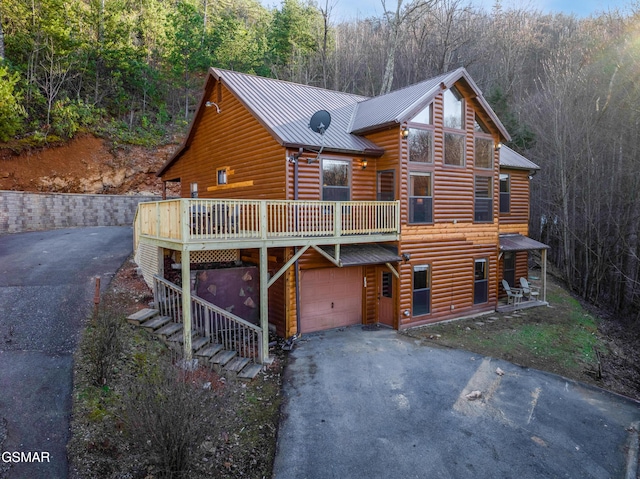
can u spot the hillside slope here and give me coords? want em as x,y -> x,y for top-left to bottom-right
0,135 -> 180,196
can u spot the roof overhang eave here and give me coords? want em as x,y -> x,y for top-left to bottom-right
282,142 -> 384,157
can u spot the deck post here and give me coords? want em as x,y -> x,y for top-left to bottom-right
181,249 -> 193,363
541,248 -> 547,303
259,245 -> 269,363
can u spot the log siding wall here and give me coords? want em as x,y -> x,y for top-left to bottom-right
162,81 -> 286,200
161,77 -> 534,337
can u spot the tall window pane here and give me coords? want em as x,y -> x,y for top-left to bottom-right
443,88 -> 464,129
413,265 -> 431,316
475,137 -> 493,169
408,128 -> 433,163
444,132 -> 465,166
322,159 -> 350,201
500,174 -> 510,213
409,173 -> 433,224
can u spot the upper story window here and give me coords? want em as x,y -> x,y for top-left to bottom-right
408,128 -> 433,164
500,173 -> 510,213
443,87 -> 464,130
409,172 -> 433,224
217,168 -> 227,185
474,175 -> 493,222
474,117 -> 493,169
322,159 -> 350,201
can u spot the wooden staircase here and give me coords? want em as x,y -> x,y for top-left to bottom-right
126,308 -> 263,381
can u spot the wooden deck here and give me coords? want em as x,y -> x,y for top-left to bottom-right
134,198 -> 401,251
496,299 -> 549,313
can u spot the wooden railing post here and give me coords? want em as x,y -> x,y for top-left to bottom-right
260,200 -> 268,240
335,202 -> 342,238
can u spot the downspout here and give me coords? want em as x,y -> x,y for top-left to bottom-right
294,153 -> 302,338
285,148 -> 303,349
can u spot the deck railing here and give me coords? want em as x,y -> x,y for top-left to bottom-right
136,198 -> 400,243
153,275 -> 263,362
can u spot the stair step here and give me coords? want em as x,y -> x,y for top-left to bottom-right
167,329 -> 197,343
210,350 -> 236,367
191,336 -> 210,352
196,343 -> 224,359
127,308 -> 159,325
140,315 -> 172,331
225,357 -> 250,373
237,363 -> 263,381
155,322 -> 183,339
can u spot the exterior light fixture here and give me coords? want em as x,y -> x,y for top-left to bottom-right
401,127 -> 410,138
362,158 -> 368,170
205,101 -> 221,113
402,252 -> 411,261
495,142 -> 502,151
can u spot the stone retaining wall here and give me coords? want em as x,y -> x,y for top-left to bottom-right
0,190 -> 160,234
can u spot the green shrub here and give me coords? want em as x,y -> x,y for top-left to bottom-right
0,65 -> 27,142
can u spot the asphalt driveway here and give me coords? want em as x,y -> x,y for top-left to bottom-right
0,227 -> 133,479
274,326 -> 640,479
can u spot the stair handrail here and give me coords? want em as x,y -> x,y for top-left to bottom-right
153,275 -> 263,361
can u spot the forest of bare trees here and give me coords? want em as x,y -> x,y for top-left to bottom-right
1,0 -> 639,325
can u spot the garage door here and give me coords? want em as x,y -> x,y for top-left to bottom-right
300,267 -> 362,333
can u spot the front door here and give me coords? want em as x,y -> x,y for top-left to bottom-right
378,267 -> 394,327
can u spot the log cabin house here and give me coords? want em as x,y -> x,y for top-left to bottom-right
133,67 -> 549,364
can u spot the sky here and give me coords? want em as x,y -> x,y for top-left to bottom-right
302,0 -> 637,21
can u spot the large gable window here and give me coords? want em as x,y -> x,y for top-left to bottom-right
322,159 -> 350,201
443,87 -> 464,130
474,175 -> 493,222
474,116 -> 493,169
475,137 -> 493,169
444,132 -> 465,166
408,128 -> 433,163
409,173 -> 433,224
411,103 -> 432,125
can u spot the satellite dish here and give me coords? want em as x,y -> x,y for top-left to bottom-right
309,110 -> 331,135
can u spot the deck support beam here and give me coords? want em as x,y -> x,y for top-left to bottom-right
259,246 -> 269,364
181,249 -> 193,363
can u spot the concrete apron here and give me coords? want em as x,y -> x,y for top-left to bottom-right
273,326 -> 640,479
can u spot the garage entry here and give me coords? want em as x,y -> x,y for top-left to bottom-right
300,267 -> 363,333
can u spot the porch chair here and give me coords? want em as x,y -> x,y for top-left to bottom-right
501,279 -> 523,306
519,277 -> 540,301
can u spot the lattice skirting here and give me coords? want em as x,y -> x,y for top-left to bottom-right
178,249 -> 240,264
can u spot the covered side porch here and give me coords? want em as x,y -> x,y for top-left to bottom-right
133,198 -> 401,364
497,233 -> 550,313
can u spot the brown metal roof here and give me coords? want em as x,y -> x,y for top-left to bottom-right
499,234 -> 549,252
160,67 -> 514,176
318,244 -> 402,266
350,68 -> 511,142
213,68 -> 384,156
500,146 -> 540,171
